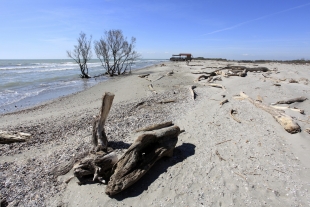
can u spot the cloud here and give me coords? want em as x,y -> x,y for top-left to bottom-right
203,2 -> 310,35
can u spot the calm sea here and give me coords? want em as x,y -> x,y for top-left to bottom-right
0,59 -> 166,114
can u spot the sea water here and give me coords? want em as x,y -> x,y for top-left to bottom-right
0,59 -> 165,114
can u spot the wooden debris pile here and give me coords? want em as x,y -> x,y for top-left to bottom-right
194,65 -> 270,82
71,92 -> 181,196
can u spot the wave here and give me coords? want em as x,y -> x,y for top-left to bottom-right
0,88 -> 46,107
0,65 -> 57,70
14,67 -> 77,73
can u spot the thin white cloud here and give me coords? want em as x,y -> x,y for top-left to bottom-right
203,2 -> 310,35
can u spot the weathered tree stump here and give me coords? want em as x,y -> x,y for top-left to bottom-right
92,92 -> 115,151
105,124 -> 180,196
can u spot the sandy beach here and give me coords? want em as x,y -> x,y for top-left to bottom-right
1,60 -> 310,206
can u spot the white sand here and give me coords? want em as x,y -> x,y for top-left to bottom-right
1,60 -> 310,207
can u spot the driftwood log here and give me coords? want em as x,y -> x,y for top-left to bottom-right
227,69 -> 247,77
274,97 -> 307,105
196,75 -> 211,81
166,71 -> 174,76
195,66 -> 268,82
72,92 -> 118,183
138,74 -> 149,78
189,85 -> 197,100
271,105 -> 305,114
157,99 -> 176,104
209,76 -> 222,83
230,109 -> 241,123
220,99 -> 229,106
148,84 -> 157,94
191,71 -> 210,74
135,121 -> 173,132
106,124 -> 180,196
240,92 -> 301,134
92,92 -> 115,151
207,83 -> 226,91
0,131 -> 31,144
73,151 -> 118,183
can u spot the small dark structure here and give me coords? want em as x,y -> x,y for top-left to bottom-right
170,53 -> 193,61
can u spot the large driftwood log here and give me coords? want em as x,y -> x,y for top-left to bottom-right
0,131 -> 31,144
106,125 -> 180,196
240,92 -> 300,134
92,92 -> 115,151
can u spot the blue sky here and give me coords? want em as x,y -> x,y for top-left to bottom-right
1,0 -> 310,60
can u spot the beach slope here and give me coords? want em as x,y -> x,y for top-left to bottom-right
1,60 -> 310,206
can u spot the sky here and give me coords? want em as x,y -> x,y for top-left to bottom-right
1,0 -> 310,60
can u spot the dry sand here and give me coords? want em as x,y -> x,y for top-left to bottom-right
1,60 -> 310,206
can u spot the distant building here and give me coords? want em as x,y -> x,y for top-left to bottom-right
170,53 -> 193,61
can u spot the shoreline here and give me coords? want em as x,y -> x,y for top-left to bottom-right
1,60 -> 310,206
0,62 -> 165,116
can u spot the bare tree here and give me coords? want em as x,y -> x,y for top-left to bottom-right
67,32 -> 92,78
94,30 -> 140,76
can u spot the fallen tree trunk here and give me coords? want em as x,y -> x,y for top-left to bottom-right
92,92 -> 115,151
106,124 -> 180,196
240,92 -> 300,134
0,131 -> 31,144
